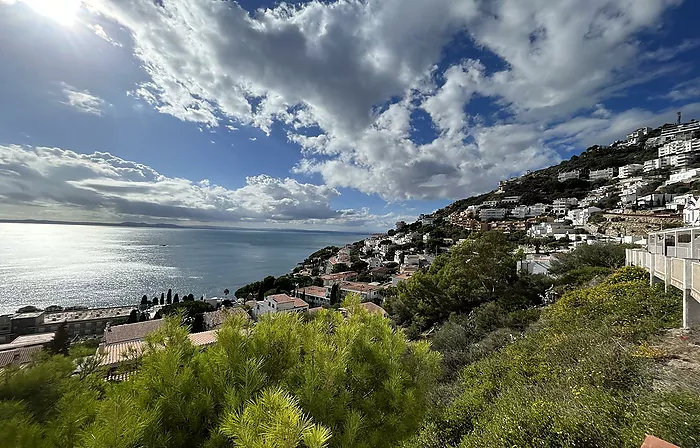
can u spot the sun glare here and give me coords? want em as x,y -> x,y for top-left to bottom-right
22,0 -> 82,26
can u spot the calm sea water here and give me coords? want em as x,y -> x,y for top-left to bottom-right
0,223 -> 366,315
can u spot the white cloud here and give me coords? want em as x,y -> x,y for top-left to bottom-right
60,83 -> 106,116
86,0 -> 691,200
249,137 -> 257,142
0,145 -> 378,228
87,23 -> 122,47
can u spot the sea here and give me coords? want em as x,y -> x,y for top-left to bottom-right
0,223 -> 367,315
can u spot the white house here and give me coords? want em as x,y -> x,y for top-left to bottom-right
665,168 -> 700,186
566,207 -> 602,226
391,273 -> 413,286
517,255 -> 553,275
618,164 -> 643,179
482,200 -> 500,207
626,127 -> 652,145
510,205 -> 529,219
658,139 -> 700,157
295,286 -> 330,307
670,153 -> 696,168
528,203 -> 550,216
502,196 -> 522,204
253,294 -> 309,317
660,121 -> 700,141
362,257 -> 383,269
338,281 -> 381,302
527,222 -> 574,239
643,158 -> 669,172
558,170 -> 581,182
552,198 -> 579,216
589,167 -> 616,180
479,208 -> 508,221
419,214 -> 435,225
683,196 -> 700,226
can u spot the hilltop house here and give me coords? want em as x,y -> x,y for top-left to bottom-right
558,170 -> 581,182
253,294 -> 309,317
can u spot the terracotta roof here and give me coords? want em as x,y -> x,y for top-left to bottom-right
360,302 -> 388,317
268,294 -> 295,304
320,271 -> 357,281
188,330 -> 218,347
308,307 -> 324,313
292,297 -> 309,309
340,281 -> 379,293
99,340 -> 144,367
299,286 -> 328,297
105,320 -> 164,344
99,330 -> 219,367
0,345 -> 43,369
641,435 -> 679,448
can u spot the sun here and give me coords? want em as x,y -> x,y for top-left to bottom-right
22,0 -> 82,26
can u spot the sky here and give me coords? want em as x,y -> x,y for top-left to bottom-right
1,0 -> 700,232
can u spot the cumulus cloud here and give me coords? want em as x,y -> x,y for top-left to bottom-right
60,83 -> 106,116
0,145 -> 377,227
85,0 -> 690,200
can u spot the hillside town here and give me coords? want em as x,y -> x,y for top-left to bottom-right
4,117 -> 700,376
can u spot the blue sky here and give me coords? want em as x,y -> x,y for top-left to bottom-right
1,0 -> 700,231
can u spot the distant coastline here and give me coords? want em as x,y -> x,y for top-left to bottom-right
0,218 -> 370,235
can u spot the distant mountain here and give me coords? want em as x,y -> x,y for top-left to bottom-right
0,218 -> 186,229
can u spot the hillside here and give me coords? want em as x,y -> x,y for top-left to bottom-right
436,140 -> 660,217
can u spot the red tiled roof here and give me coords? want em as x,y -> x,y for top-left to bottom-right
269,294 -> 295,304
299,286 -> 327,297
292,297 -> 309,309
320,271 -> 357,281
105,320 -> 164,344
340,281 -> 379,293
360,302 -> 388,316
641,435 -> 680,448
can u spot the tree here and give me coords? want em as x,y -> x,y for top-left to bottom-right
184,294 -> 194,302
152,297 -> 159,306
549,242 -> 636,275
15,305 -> 42,314
222,299 -> 233,308
138,312 -> 148,322
329,283 -> 340,305
273,276 -> 294,293
331,263 -> 350,274
386,232 -> 522,332
350,260 -> 368,273
140,295 -> 149,306
173,293 -> 179,304
388,229 -> 396,236
167,289 -> 172,304
224,288 -> 229,297
45,322 -> 69,356
127,309 -> 138,324
160,293 -> 165,305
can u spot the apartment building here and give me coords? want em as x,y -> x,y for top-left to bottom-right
618,164 -> 643,179
589,167 -> 616,180
558,170 -> 581,182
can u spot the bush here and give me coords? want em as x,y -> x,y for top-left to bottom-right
410,269 -> 693,448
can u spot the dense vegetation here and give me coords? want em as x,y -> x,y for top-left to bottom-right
385,232 -> 551,336
0,296 -> 439,448
407,267 -> 698,448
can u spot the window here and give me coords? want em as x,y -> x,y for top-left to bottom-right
678,233 -> 692,244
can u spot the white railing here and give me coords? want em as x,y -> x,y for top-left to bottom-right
626,243 -> 700,328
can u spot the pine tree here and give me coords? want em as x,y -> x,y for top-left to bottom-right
46,322 -> 69,356
140,295 -> 149,306
167,289 -> 172,304
173,293 -> 179,303
127,309 -> 138,324
152,297 -> 159,306
160,293 -> 165,305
